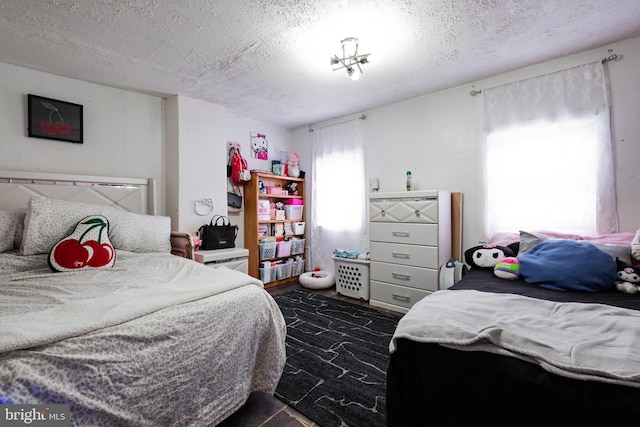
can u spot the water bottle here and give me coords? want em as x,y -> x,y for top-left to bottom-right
406,171 -> 412,191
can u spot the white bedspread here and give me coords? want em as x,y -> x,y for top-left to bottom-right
390,289 -> 640,388
0,251 -> 262,352
0,252 -> 287,426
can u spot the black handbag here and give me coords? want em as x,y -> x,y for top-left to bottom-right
199,215 -> 238,250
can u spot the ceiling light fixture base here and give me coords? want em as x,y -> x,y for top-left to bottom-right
330,37 -> 370,81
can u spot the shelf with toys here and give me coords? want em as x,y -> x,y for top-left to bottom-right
244,170 -> 306,287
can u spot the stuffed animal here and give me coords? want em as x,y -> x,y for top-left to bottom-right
615,257 -> 640,294
287,152 -> 300,177
464,244 -> 516,270
494,257 -> 520,280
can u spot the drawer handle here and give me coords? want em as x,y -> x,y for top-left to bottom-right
414,210 -> 420,216
392,272 -> 411,280
392,252 -> 410,259
391,231 -> 410,237
381,209 -> 386,216
392,293 -> 411,302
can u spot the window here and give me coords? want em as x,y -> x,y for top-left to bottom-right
485,117 -> 599,235
314,148 -> 365,231
483,61 -> 616,237
310,119 -> 367,271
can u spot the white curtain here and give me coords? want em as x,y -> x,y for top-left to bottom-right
483,61 -> 617,237
311,119 -> 367,273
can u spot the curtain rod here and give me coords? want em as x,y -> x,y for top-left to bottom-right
308,114 -> 367,132
469,51 -> 621,97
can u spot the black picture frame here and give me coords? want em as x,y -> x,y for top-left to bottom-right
28,94 -> 83,144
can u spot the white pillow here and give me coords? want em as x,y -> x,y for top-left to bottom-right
633,228 -> 640,261
21,195 -> 171,255
518,230 -> 632,265
0,209 -> 25,252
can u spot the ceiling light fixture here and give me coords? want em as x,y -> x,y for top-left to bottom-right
330,37 -> 370,81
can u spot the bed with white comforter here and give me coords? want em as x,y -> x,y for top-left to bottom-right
0,172 -> 286,426
0,251 -> 286,426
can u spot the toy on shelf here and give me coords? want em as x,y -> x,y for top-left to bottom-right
287,152 -> 300,177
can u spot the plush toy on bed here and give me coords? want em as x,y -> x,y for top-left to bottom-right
614,257 -> 640,294
464,244 -> 516,270
494,257 -> 521,280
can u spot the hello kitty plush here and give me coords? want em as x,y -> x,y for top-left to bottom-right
287,152 -> 300,177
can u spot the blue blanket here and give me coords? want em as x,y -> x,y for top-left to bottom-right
333,249 -> 362,259
519,240 -> 617,292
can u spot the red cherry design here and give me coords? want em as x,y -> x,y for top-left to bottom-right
83,240 -> 115,267
39,102 -> 71,136
40,121 -> 58,135
50,216 -> 115,271
53,239 -> 92,269
58,122 -> 72,135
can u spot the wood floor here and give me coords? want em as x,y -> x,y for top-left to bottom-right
218,280 -> 390,427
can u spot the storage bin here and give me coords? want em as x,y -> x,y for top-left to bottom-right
276,240 -> 292,257
258,199 -> 271,220
276,262 -> 292,280
284,205 -> 303,220
259,241 -> 277,260
292,221 -> 305,235
333,256 -> 370,300
259,266 -> 277,284
290,238 -> 306,255
291,259 -> 305,276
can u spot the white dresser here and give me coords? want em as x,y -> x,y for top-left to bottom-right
369,190 -> 451,313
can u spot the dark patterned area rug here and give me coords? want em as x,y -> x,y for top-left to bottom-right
273,289 -> 402,427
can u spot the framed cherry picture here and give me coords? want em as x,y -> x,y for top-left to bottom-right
28,94 -> 83,144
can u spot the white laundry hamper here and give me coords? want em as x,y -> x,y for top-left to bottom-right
333,256 -> 370,300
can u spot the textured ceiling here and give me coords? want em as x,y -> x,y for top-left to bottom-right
1,1 -> 640,129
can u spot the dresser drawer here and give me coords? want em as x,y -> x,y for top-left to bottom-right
370,198 -> 438,224
370,280 -> 431,312
370,242 -> 439,268
370,222 -> 438,246
370,261 -> 438,292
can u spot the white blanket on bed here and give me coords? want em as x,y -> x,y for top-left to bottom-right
390,290 -> 640,388
0,251 -> 263,352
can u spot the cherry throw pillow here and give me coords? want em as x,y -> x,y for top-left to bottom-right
48,215 -> 116,272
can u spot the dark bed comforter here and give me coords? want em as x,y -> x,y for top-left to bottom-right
387,269 -> 640,426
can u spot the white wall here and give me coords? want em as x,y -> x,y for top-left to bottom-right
165,96 -> 227,232
0,60 -> 294,240
292,35 -> 640,254
225,114 -> 294,247
3,33 -> 638,255
0,61 -> 166,214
